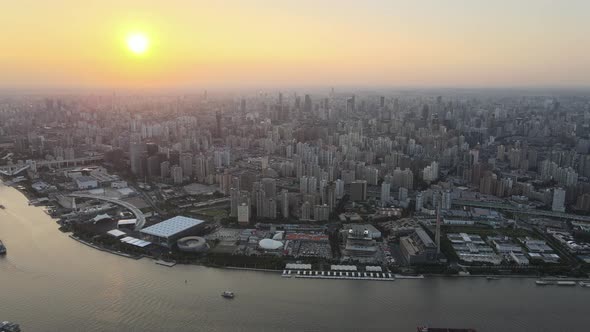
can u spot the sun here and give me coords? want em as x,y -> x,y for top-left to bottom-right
126,33 -> 149,55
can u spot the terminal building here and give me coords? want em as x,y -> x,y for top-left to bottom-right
140,216 -> 206,248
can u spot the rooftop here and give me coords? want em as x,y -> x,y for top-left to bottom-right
140,216 -> 204,238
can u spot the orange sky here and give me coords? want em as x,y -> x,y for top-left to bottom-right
1,0 -> 590,89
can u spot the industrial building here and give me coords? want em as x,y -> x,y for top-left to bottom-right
399,228 -> 438,264
341,226 -> 379,261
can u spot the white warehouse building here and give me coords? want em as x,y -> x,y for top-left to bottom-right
140,216 -> 206,248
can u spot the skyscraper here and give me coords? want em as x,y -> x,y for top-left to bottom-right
381,182 -> 391,207
415,192 -> 423,212
552,187 -> 566,212
215,111 -> 222,138
129,142 -> 146,176
442,190 -> 452,210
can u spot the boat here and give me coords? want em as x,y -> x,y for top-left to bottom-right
0,321 -> 21,332
578,281 -> 590,288
417,326 -> 476,332
221,291 -> 235,299
486,276 -> 500,280
535,280 -> 552,285
0,241 -> 6,255
0,204 -> 5,209
556,281 -> 576,286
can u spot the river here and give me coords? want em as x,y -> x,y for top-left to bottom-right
0,181 -> 588,331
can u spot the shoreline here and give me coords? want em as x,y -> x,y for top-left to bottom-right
68,234 -> 142,260
2,179 -> 586,281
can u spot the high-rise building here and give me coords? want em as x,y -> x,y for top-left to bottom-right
230,188 -> 240,217
281,190 -> 290,218
350,180 -> 367,201
180,153 -> 193,179
147,155 -> 161,179
160,161 -> 170,179
381,182 -> 391,207
129,142 -> 146,176
552,187 -> 566,212
263,198 -> 277,219
415,192 -> 423,211
171,165 -> 183,184
215,111 -> 222,138
423,161 -> 439,183
238,203 -> 250,225
399,187 -> 408,203
335,179 -> 345,199
304,94 -> 312,113
314,204 -> 330,221
301,201 -> 311,220
262,178 -> 277,198
442,190 -> 452,210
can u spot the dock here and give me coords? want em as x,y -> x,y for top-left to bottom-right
155,259 -> 176,267
282,270 -> 396,281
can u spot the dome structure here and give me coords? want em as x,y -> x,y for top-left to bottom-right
258,238 -> 284,250
177,236 -> 209,253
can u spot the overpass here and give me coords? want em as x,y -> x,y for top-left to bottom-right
452,199 -> 590,222
36,155 -> 105,167
0,164 -> 30,176
69,193 -> 146,230
0,155 -> 105,176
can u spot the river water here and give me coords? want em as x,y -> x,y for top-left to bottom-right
0,181 -> 588,332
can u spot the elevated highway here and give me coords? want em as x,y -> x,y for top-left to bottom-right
0,155 -> 105,176
68,193 -> 146,230
453,199 -> 590,222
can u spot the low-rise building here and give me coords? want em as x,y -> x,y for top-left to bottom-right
75,176 -> 98,190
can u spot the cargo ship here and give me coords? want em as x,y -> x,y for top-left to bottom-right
417,327 -> 476,332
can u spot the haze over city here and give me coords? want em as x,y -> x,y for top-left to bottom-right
3,2 -> 590,332
2,0 -> 590,90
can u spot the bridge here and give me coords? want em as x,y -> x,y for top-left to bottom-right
453,199 -> 590,222
0,155 -> 105,176
68,193 -> 146,230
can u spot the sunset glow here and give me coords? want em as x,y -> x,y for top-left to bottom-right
1,0 -> 590,89
127,33 -> 149,55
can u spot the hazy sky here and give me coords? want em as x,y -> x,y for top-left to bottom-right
1,0 -> 590,90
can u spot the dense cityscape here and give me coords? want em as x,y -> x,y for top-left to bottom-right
3,1 -> 590,330
2,89 -> 590,283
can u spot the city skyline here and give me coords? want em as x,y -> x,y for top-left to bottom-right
2,0 -> 590,90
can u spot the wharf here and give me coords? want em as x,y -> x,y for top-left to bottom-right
155,260 -> 176,267
282,269 -> 396,281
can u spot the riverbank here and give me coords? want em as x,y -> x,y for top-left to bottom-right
2,178 -> 587,280
68,234 -> 142,260
3,178 -> 590,332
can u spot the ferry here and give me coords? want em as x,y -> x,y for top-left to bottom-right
417,326 -> 476,332
221,291 -> 235,299
0,240 -> 6,255
0,321 -> 21,332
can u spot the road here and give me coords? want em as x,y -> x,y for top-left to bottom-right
68,193 -> 146,230
453,199 -> 590,222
